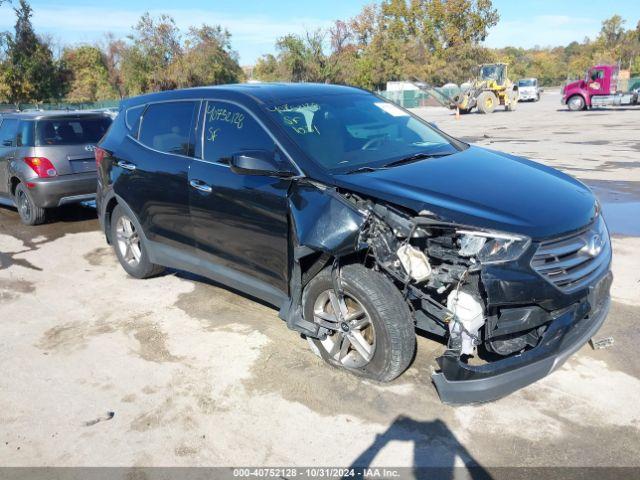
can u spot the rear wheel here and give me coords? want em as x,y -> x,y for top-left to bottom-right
567,95 -> 585,111
477,92 -> 497,114
303,264 -> 415,382
14,183 -> 47,225
110,205 -> 164,279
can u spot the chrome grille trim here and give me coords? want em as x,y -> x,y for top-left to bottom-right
531,217 -> 611,293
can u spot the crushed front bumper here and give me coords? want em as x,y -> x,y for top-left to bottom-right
432,273 -> 612,404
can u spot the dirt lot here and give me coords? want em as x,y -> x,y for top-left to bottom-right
1,90 -> 639,469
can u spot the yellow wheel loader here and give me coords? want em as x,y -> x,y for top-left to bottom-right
452,63 -> 519,114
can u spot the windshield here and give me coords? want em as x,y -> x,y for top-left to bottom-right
265,93 -> 459,174
35,117 -> 111,146
518,79 -> 536,87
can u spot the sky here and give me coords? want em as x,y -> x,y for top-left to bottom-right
0,0 -> 638,65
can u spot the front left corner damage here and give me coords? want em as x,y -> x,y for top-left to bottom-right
279,182 -> 369,338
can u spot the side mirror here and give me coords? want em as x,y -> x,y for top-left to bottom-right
539,88 -> 545,93
427,122 -> 438,130
229,150 -> 296,178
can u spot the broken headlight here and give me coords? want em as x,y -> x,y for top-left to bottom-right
457,229 -> 531,264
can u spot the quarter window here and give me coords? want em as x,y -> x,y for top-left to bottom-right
125,105 -> 145,136
139,101 -> 198,156
202,101 -> 282,165
0,119 -> 18,147
16,121 -> 35,147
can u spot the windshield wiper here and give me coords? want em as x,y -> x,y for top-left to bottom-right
382,151 -> 451,169
344,151 -> 452,175
344,166 -> 386,175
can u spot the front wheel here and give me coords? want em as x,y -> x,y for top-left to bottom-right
303,264 -> 415,382
567,95 -> 585,111
477,91 -> 498,114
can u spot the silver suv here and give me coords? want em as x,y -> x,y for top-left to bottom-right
0,111 -> 112,225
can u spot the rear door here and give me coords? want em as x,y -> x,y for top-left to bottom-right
117,100 -> 200,252
0,118 -> 18,196
188,100 -> 292,293
33,115 -> 112,176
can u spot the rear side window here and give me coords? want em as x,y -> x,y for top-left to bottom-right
16,121 -> 35,147
0,119 -> 18,147
139,101 -> 198,156
35,117 -> 112,146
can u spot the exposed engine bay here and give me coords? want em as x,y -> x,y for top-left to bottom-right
283,182 -> 550,370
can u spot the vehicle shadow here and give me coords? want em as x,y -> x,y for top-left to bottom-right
347,416 -> 491,480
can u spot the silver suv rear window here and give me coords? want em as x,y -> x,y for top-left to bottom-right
35,117 -> 112,146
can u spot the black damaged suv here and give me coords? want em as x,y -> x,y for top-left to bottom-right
96,84 -> 612,404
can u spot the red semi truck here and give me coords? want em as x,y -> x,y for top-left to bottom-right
562,64 -> 639,111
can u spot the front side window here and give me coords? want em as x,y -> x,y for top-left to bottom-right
139,101 -> 198,156
202,101 -> 283,166
35,117 -> 112,146
265,93 -> 459,174
0,119 -> 18,147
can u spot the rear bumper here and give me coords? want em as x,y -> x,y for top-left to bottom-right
432,274 -> 611,404
27,172 -> 97,208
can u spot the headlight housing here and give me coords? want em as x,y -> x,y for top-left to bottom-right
457,229 -> 531,264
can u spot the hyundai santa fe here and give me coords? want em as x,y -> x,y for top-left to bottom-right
0,111 -> 112,224
96,84 -> 611,404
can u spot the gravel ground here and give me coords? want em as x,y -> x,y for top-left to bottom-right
1,90 -> 639,470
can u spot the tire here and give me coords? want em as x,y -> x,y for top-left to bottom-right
477,92 -> 497,114
567,95 -> 585,111
303,264 -> 415,382
14,183 -> 47,225
110,204 -> 165,279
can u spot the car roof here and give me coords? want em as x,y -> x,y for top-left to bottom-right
122,83 -> 371,109
1,110 -> 111,121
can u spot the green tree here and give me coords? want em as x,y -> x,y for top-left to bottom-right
120,13 -> 182,94
0,0 -> 61,105
61,45 -> 118,102
172,25 -> 243,87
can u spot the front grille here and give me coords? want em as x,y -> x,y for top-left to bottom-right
531,216 -> 611,293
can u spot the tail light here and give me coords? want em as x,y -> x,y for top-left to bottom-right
94,146 -> 106,167
23,157 -> 57,178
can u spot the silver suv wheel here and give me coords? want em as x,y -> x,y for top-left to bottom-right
310,289 -> 376,368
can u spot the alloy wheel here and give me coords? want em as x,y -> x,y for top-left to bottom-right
313,289 -> 376,368
115,215 -> 142,267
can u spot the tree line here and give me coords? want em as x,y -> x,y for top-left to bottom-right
0,0 -> 243,105
1,0 -> 639,106
254,1 -> 640,89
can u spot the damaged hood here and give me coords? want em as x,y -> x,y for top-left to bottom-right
331,146 -> 597,239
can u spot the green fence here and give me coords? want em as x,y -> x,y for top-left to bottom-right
378,85 -> 460,108
0,100 -> 121,112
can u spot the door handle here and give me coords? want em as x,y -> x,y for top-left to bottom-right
117,160 -> 136,171
190,179 -> 212,193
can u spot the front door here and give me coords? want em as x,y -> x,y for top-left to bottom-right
0,118 -> 18,197
188,100 -> 292,294
587,68 -> 607,96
